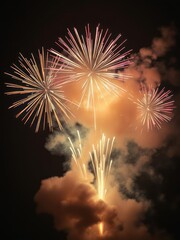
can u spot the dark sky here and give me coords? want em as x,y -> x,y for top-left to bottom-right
1,1 -> 180,240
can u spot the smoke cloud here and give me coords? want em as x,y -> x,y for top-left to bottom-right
35,170 -> 172,240
34,24 -> 179,239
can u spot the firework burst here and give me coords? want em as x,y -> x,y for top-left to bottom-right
5,48 -> 73,132
134,87 -> 175,130
50,24 -> 132,129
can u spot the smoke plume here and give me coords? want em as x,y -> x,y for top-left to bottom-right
34,24 -> 179,239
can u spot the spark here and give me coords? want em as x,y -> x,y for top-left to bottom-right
68,130 -> 87,179
99,222 -> 104,236
134,87 -> 175,130
89,133 -> 115,199
50,24 -> 132,129
68,132 -> 115,235
5,48 -> 73,132
89,133 -> 115,236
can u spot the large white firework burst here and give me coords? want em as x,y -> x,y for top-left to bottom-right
5,48 -> 73,132
50,24 -> 132,128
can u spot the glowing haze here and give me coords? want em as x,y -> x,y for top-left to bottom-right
6,24 -> 178,240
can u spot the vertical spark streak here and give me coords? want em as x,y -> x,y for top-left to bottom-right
99,222 -> 104,236
90,134 -> 115,200
68,130 -> 87,179
89,134 -> 115,235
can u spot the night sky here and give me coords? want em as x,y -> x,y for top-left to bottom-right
1,1 -> 180,240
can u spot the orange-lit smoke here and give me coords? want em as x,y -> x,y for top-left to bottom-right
35,25 -> 179,240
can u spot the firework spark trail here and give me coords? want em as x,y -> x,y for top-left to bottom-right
89,133 -> 115,235
5,48 -> 74,132
134,87 -> 175,130
68,130 -> 87,179
89,133 -> 115,199
50,24 -> 132,129
68,132 -> 115,235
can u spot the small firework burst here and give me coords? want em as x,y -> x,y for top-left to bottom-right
50,24 -> 132,128
5,48 -> 73,132
134,86 -> 175,130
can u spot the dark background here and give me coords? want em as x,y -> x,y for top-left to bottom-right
1,1 -> 180,239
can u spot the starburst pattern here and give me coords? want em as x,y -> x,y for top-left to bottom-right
50,24 -> 132,128
134,87 -> 175,130
5,48 -> 73,132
